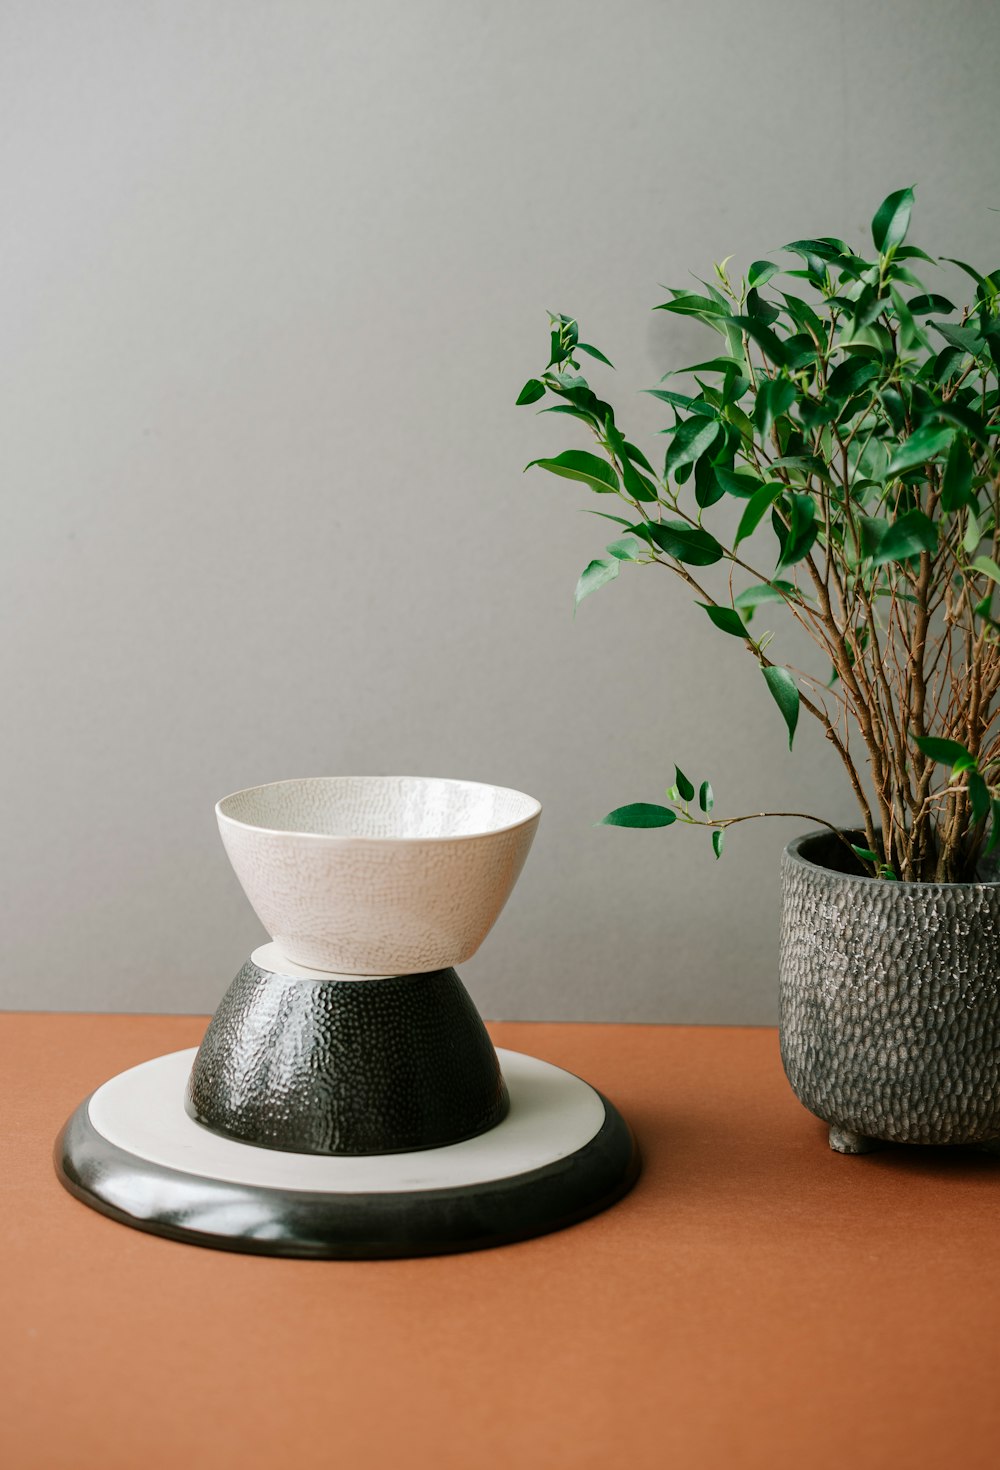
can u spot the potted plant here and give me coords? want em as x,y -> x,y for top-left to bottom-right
517,188 -> 1000,1153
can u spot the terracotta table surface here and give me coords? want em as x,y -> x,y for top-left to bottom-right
3,1013 -> 1000,1470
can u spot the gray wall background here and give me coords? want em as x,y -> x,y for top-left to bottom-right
3,0 -> 999,1020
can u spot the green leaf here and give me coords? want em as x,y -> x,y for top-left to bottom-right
527,450 -> 620,494
621,460 -> 659,503
885,424 -> 955,477
734,582 -> 796,619
516,378 -> 546,406
794,391 -> 829,426
969,772 -> 991,826
605,417 -> 659,503
941,436 -> 975,512
664,417 -> 721,476
857,514 -> 889,562
747,288 -> 780,326
748,260 -> 779,289
624,441 -> 656,475
843,289 -> 889,331
913,734 -> 976,773
931,346 -> 966,384
643,521 -> 725,566
694,453 -> 725,509
753,378 -> 796,440
698,602 -> 749,639
780,292 -> 824,337
662,357 -> 744,381
893,245 -> 937,265
970,556 -> 1000,585
712,828 -> 725,859
735,481 -> 783,547
776,493 -> 818,570
656,292 -> 730,319
539,404 -> 597,425
851,844 -> 880,865
645,387 -> 706,413
931,320 -> 987,357
699,781 -> 714,814
906,293 -> 956,316
726,315 -> 793,367
964,506 -> 985,555
870,509 -> 937,567
879,386 -> 907,434
581,510 -> 634,528
574,557 -> 618,611
762,666 -> 800,750
825,356 -> 880,400
974,587 -> 995,624
931,398 -> 991,446
674,766 -> 695,802
600,803 -> 677,829
784,334 -> 821,371
576,343 -> 615,368
606,536 -> 645,561
783,237 -> 844,275
715,467 -> 762,499
889,287 -> 929,352
717,405 -> 753,444
987,801 -> 1000,856
871,186 -> 914,254
553,313 -> 578,346
942,257 -> 986,288
889,267 -> 927,289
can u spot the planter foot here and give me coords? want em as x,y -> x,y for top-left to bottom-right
828,1126 -> 883,1155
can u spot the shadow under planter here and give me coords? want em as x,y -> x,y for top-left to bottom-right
186,956 -> 509,1155
780,829 -> 1000,1153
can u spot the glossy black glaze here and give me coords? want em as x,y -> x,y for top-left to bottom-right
186,962 -> 509,1155
56,1094 -> 641,1259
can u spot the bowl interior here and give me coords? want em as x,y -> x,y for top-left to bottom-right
217,776 -> 540,841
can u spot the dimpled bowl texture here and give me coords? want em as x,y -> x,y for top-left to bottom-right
779,829 -> 1000,1146
216,776 -> 541,975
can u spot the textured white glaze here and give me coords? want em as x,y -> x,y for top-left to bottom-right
88,1048 -> 605,1192
217,776 -> 541,973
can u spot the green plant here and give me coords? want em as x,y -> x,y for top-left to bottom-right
517,188 -> 1000,882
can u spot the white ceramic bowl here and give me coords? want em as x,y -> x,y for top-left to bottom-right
216,776 -> 542,975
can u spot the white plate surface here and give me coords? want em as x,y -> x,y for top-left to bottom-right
88,1048 -> 606,1194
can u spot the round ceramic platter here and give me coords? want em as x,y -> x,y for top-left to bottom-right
56,1048 -> 640,1257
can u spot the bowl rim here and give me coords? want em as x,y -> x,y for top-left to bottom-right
215,774 -> 543,844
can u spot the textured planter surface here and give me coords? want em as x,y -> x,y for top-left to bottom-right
779,831 -> 1000,1145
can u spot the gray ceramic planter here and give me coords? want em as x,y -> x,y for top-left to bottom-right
779,830 -> 1000,1153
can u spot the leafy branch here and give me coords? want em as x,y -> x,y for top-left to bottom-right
518,188 -> 1000,881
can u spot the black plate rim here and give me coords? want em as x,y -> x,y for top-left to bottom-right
56,1088 -> 641,1259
